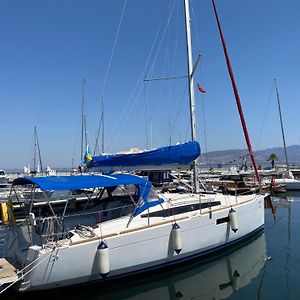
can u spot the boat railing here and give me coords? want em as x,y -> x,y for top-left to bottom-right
32,202 -> 136,244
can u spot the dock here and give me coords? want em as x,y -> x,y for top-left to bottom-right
0,258 -> 18,291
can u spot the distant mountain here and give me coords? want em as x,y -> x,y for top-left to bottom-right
200,145 -> 300,167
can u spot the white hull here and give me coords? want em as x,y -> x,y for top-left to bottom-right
11,194 -> 264,292
97,232 -> 267,299
275,178 -> 300,190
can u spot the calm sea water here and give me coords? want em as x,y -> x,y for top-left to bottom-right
4,193 -> 300,299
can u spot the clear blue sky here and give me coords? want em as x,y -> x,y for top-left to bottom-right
1,0 -> 300,169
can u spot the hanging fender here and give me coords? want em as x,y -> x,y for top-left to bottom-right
228,208 -> 238,233
97,241 -> 109,277
171,222 -> 182,254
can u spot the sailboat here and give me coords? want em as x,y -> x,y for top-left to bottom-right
23,126 -> 43,176
272,79 -> 300,190
0,0 -> 266,293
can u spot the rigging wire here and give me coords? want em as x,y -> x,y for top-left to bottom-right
255,82 -> 275,150
94,98 -> 104,155
284,109 -> 300,145
142,0 -> 177,147
144,0 -> 176,80
257,81 -> 300,158
95,0 -> 128,154
159,34 -> 171,145
170,85 -> 188,139
101,0 -> 127,97
190,0 -> 201,54
166,0 -> 180,145
200,91 -> 211,167
144,85 -> 149,149
106,0 -> 177,150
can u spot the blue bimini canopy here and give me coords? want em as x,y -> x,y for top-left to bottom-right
12,174 -> 147,191
88,141 -> 201,172
12,174 -> 164,216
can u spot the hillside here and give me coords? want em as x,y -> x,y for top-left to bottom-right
200,145 -> 300,167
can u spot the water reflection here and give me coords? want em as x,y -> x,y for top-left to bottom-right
274,190 -> 300,200
8,232 -> 267,300
270,194 -> 293,300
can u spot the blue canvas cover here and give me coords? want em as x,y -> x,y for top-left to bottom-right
12,174 -> 164,216
133,180 -> 164,217
12,174 -> 146,191
88,141 -> 201,171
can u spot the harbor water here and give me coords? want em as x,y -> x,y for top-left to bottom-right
2,193 -> 300,299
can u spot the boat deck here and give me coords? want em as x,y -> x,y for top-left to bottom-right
0,258 -> 18,287
67,192 -> 265,245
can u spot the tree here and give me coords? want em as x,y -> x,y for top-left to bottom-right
267,153 -> 278,169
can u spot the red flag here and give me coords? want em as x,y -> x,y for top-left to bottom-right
197,83 -> 206,93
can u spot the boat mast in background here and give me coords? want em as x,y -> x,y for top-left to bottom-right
94,96 -> 104,156
33,125 -> 43,174
274,78 -> 289,171
102,95 -> 105,154
184,0 -> 200,192
212,0 -> 260,182
80,79 -> 87,163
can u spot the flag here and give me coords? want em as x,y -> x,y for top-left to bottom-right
197,83 -> 206,93
83,144 -> 92,165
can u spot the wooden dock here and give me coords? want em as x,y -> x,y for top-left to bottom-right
0,258 -> 18,287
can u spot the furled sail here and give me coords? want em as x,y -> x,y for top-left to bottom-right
87,141 -> 201,172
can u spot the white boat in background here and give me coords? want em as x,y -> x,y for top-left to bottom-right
274,171 -> 300,191
271,80 -> 300,191
45,166 -> 57,176
0,0 -> 266,293
23,126 -> 44,177
0,170 -> 9,188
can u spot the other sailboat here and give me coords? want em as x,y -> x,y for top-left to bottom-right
272,79 -> 300,190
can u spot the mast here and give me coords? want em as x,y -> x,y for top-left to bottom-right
80,79 -> 86,163
36,128 -> 43,174
101,95 -> 105,154
33,126 -> 37,172
183,0 -> 200,192
212,0 -> 260,182
84,115 -> 88,151
33,126 -> 43,174
274,79 -> 289,171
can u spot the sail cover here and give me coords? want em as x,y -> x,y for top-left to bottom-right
87,141 -> 201,172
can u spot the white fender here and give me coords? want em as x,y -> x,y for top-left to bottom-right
97,241 -> 109,277
229,208 -> 238,233
172,223 -> 182,254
